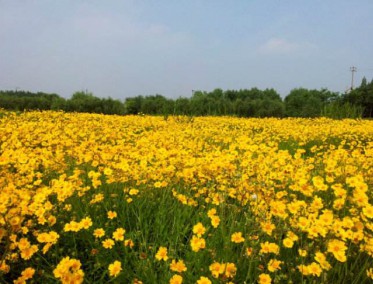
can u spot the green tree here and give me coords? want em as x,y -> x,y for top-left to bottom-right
285,88 -> 337,117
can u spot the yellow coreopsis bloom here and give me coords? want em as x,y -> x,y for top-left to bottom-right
267,259 -> 283,272
155,246 -> 168,261
258,273 -> 272,284
113,228 -> 126,241
53,256 -> 84,284
224,262 -> 237,278
108,260 -> 122,277
210,215 -> 220,228
190,235 -> 206,252
124,239 -> 135,248
363,205 -> 373,219
298,249 -> 308,257
261,222 -> 276,236
129,188 -> 139,195
367,268 -> 373,280
209,262 -> 224,278
307,262 -> 322,277
196,276 -> 212,284
260,241 -> 279,255
169,274 -> 183,284
21,267 -> 35,279
193,222 -> 206,237
80,217 -> 93,229
93,228 -> 105,238
283,238 -> 294,248
207,208 -> 217,218
231,232 -> 245,243
102,238 -> 115,249
327,239 -> 347,262
170,259 -> 187,273
107,211 -> 117,219
314,252 -> 331,270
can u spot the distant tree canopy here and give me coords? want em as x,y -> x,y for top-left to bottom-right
284,88 -> 338,117
0,90 -> 125,115
125,88 -> 285,117
0,90 -> 61,111
341,77 -> 373,118
1,80 -> 373,118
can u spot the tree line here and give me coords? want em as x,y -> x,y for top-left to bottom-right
1,78 -> 372,118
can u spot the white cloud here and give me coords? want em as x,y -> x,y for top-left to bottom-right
258,38 -> 317,55
68,6 -> 188,49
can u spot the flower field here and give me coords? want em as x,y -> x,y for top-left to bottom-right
0,111 -> 373,283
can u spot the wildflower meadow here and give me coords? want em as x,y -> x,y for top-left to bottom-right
0,111 -> 372,283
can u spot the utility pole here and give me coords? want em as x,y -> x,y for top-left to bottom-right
350,66 -> 357,90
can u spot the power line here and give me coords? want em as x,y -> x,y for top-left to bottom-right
358,68 -> 373,72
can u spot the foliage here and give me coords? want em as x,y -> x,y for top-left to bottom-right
124,88 -> 285,117
0,90 -> 125,115
2,81 -> 373,118
342,77 -> 373,118
0,90 -> 62,111
284,88 -> 338,117
321,102 -> 363,119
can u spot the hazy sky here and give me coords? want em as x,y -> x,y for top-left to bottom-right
1,1 -> 373,99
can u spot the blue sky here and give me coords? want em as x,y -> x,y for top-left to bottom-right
1,0 -> 373,99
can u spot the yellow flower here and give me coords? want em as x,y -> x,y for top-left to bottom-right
298,249 -> 308,257
102,238 -> 115,249
113,228 -> 126,241
207,208 -> 217,218
108,260 -> 122,277
260,241 -> 279,255
287,231 -> 299,242
327,239 -> 347,262
93,228 -> 105,238
124,239 -> 135,248
196,276 -> 212,284
224,262 -> 237,278
363,205 -> 373,219
170,259 -> 187,273
190,235 -> 206,252
267,259 -> 283,272
367,268 -> 373,280
209,262 -> 224,278
21,267 -> 35,280
64,221 -> 82,232
0,261 -> 10,273
103,167 -> 113,176
283,238 -> 294,248
80,217 -> 93,229
307,262 -> 322,277
18,237 -> 31,249
193,222 -> 206,237
210,215 -> 220,228
231,232 -> 245,243
107,211 -> 117,219
246,247 -> 253,256
258,273 -> 272,284
20,245 -> 38,260
169,274 -> 183,284
298,264 -> 310,276
53,256 -> 84,284
129,188 -> 139,195
261,222 -> 276,236
155,246 -> 168,261
314,252 -> 331,270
